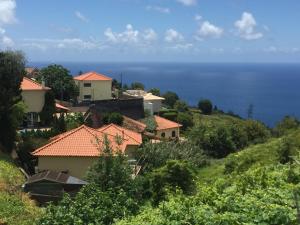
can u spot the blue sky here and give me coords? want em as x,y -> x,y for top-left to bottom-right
0,0 -> 299,62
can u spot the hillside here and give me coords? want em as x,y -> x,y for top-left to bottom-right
0,152 -> 42,225
116,130 -> 300,225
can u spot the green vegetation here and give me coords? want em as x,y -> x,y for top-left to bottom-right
198,98 -> 213,115
162,91 -> 179,108
102,112 -> 124,125
0,51 -> 26,152
148,88 -> 160,96
116,130 -> 300,225
37,64 -> 79,101
39,91 -> 56,126
130,82 -> 145,90
0,152 -> 42,225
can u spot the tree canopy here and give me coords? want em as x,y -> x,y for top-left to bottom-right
198,99 -> 213,115
162,91 -> 179,108
0,51 -> 26,152
37,64 -> 78,101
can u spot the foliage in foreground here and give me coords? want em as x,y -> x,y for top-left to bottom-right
38,184 -> 139,225
0,153 -> 42,225
116,164 -> 299,225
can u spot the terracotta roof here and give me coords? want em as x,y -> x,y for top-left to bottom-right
123,116 -> 146,133
32,125 -> 137,157
55,103 -> 70,111
74,71 -> 112,81
154,115 -> 182,131
21,77 -> 51,91
98,123 -> 142,145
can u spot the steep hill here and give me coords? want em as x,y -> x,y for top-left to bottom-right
0,152 -> 42,225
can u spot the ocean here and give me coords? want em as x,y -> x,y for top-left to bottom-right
29,62 -> 300,127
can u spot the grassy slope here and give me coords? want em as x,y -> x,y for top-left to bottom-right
197,137 -> 282,182
0,152 -> 42,225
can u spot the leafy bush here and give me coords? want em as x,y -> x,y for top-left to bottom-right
148,88 -> 160,96
38,184 -> 139,225
161,112 -> 177,121
174,100 -> 189,112
137,141 -> 208,173
149,160 -> 196,204
102,112 -> 124,125
244,120 -> 271,144
273,116 -> 299,137
177,112 -> 194,130
39,91 -> 55,126
65,112 -> 84,130
198,99 -> 213,115
162,91 -> 179,108
143,116 -> 157,132
117,164 -> 299,225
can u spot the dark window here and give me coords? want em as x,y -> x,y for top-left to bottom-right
161,132 -> 165,138
84,95 -> 91,100
84,83 -> 91,87
172,131 -> 176,137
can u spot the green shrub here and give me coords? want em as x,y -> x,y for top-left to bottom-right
102,112 -> 124,125
150,160 -> 196,204
273,116 -> 299,137
198,99 -> 213,115
162,91 -> 179,108
177,112 -> 193,130
161,112 -> 177,121
244,120 -> 271,144
174,100 -> 189,112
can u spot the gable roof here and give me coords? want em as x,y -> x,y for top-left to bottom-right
98,123 -> 142,145
154,115 -> 182,131
122,116 -> 147,133
21,77 -> 51,91
74,71 -> 112,81
25,170 -> 87,185
32,125 -> 138,157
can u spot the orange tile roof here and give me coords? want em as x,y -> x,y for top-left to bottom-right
154,115 -> 182,131
98,123 -> 142,145
74,71 -> 112,81
21,77 -> 51,91
32,125 -> 138,157
122,116 -> 147,133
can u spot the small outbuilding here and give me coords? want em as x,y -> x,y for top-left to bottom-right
23,170 -> 87,204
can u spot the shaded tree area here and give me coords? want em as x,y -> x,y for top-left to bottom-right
0,51 -> 26,152
37,64 -> 78,101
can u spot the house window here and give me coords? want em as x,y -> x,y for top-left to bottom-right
83,95 -> 91,100
172,131 -> 176,137
161,132 -> 165,138
84,83 -> 91,87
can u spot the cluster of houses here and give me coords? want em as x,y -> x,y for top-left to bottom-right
21,69 -> 182,202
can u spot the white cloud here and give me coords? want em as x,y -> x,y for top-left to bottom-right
0,0 -> 17,25
197,21 -> 223,38
211,48 -> 224,54
168,43 -> 193,51
194,14 -> 202,21
177,0 -> 197,6
235,12 -> 263,40
165,29 -> 184,42
264,46 -> 300,54
143,29 -> 158,42
75,11 -> 89,23
104,24 -> 157,45
146,5 -> 170,14
22,38 -> 102,51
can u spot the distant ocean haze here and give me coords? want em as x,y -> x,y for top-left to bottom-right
29,62 -> 300,127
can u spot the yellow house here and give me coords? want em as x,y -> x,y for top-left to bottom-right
153,116 -> 182,139
74,71 -> 112,102
32,125 -> 142,179
21,77 -> 51,126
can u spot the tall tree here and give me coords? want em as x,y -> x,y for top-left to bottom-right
162,91 -> 179,108
0,51 -> 26,152
37,64 -> 79,101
